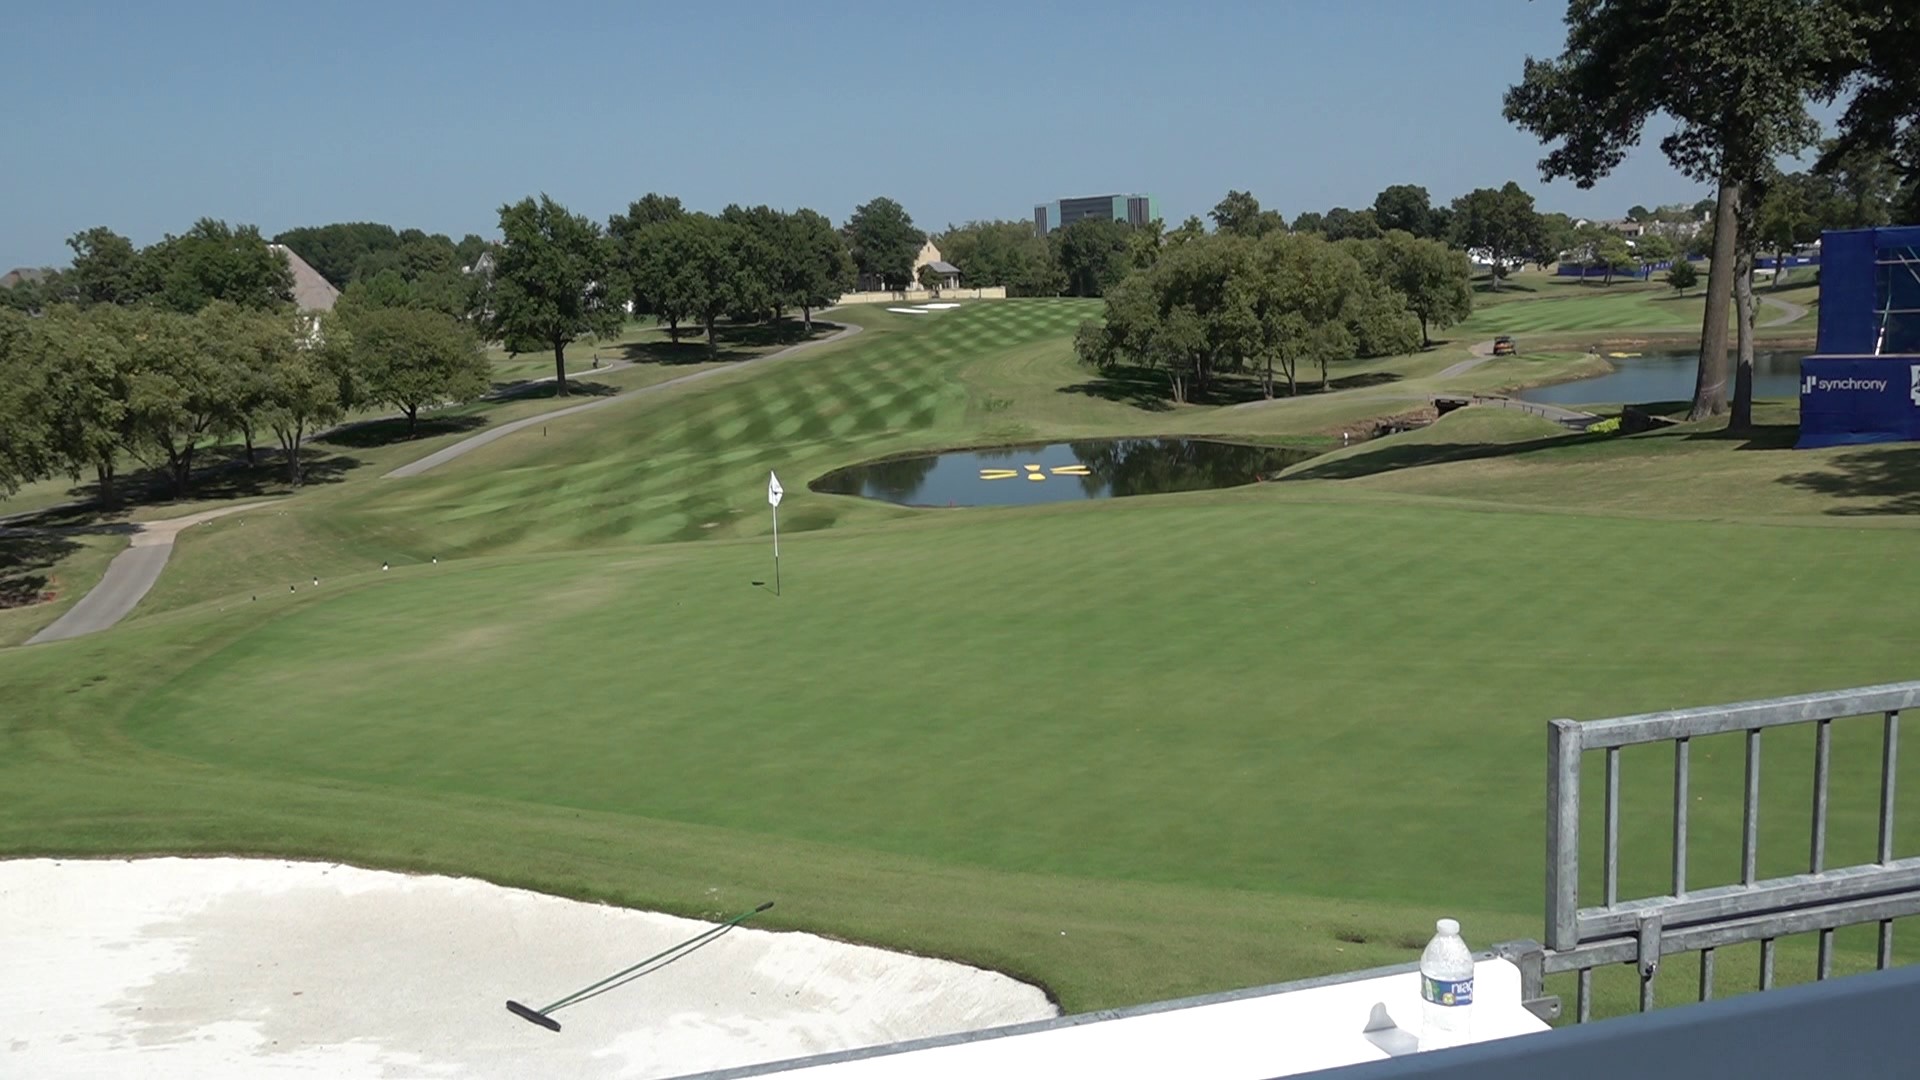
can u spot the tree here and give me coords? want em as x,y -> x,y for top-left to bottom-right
935,220 -> 1058,297
122,307 -> 228,495
1533,212 -> 1579,269
1667,259 -> 1701,293
783,209 -> 854,330
917,262 -> 945,296
144,219 -> 295,313
1594,233 -> 1636,286
1127,217 -> 1166,271
720,204 -> 785,323
1373,185 -> 1441,238
1449,183 -> 1543,290
66,227 -> 147,306
253,310 -> 350,485
484,194 -> 623,396
846,197 -> 923,290
0,310 -> 48,496
1075,232 -> 1418,404
1320,208 -> 1382,242
1504,0 -> 1860,427
1290,211 -> 1326,234
1076,237 -> 1258,404
1053,218 -> 1135,297
273,223 -> 403,287
1753,171 -> 1821,289
1167,216 -> 1210,247
649,214 -> 740,353
608,193 -> 690,323
345,307 -> 490,435
1822,4 -> 1920,221
1626,204 -> 1652,221
1367,231 -> 1474,346
1210,190 -> 1285,237
195,300 -> 277,465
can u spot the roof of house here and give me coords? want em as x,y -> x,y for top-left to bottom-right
927,261 -> 961,275
0,267 -> 49,289
270,245 -> 341,312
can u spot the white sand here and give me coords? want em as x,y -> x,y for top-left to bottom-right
1,858 -> 1057,1079
884,307 -> 930,314
915,303 -> 962,310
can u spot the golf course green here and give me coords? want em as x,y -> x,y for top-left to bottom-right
3,290 -> 1915,1018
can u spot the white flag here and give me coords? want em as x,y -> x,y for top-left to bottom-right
768,471 -> 784,508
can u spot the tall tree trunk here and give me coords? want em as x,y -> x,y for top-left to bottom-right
1689,180 -> 1741,421
1320,357 -> 1330,392
705,313 -> 718,354
94,460 -> 116,508
1731,249 -> 1757,432
1420,315 -> 1431,348
406,404 -> 419,436
1490,250 -> 1501,292
241,424 -> 257,467
279,426 -> 305,486
802,304 -> 812,333
552,341 -> 569,397
668,316 -> 680,344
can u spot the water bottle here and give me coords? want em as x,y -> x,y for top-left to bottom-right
1418,917 -> 1475,1051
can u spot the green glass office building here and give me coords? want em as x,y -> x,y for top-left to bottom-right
1034,193 -> 1158,234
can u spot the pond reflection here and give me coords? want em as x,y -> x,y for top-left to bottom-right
811,439 -> 1317,507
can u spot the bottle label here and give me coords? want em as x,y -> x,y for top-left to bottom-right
1422,975 -> 1474,1007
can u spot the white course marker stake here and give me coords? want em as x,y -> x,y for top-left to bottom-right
768,471 -> 784,596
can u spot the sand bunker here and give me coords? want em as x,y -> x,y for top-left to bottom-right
885,307 -> 930,314
916,303 -> 963,310
1,857 -> 1056,1079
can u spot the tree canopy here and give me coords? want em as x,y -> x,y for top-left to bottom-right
1503,0 -> 1860,425
846,197 -> 923,290
1209,190 -> 1287,237
483,194 -> 623,395
1053,218 -> 1137,298
1448,183 -> 1543,288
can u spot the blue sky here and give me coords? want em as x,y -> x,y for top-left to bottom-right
2,0 -> 1716,268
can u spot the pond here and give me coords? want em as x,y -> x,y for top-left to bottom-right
810,438 -> 1318,507
1517,349 -> 1804,406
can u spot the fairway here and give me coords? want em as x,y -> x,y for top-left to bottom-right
4,297 -> 1916,1020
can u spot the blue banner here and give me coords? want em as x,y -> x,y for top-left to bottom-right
1798,357 -> 1920,448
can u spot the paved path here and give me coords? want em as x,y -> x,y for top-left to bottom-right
23,503 -> 275,645
1759,295 -> 1808,328
385,318 -> 859,479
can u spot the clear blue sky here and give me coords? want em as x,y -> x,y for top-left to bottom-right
2,0 -> 1714,269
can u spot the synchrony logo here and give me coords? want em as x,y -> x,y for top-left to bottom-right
1802,374 -> 1890,394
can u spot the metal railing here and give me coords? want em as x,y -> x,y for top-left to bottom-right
1498,681 -> 1920,1023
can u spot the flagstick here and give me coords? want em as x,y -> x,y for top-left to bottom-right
772,504 -> 781,597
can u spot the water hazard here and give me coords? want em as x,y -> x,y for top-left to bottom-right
811,438 -> 1317,507
1517,349 -> 1803,405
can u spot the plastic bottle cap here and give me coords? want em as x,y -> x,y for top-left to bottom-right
1436,918 -> 1460,936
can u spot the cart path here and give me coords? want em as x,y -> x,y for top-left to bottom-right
23,502 -> 277,645
385,318 -> 859,479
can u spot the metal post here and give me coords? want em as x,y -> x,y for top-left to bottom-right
1606,746 -> 1621,907
1700,947 -> 1716,1002
1881,711 -> 1900,865
1547,720 -> 1583,950
1812,719 -> 1831,874
1673,738 -> 1690,897
1743,730 -> 1762,886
